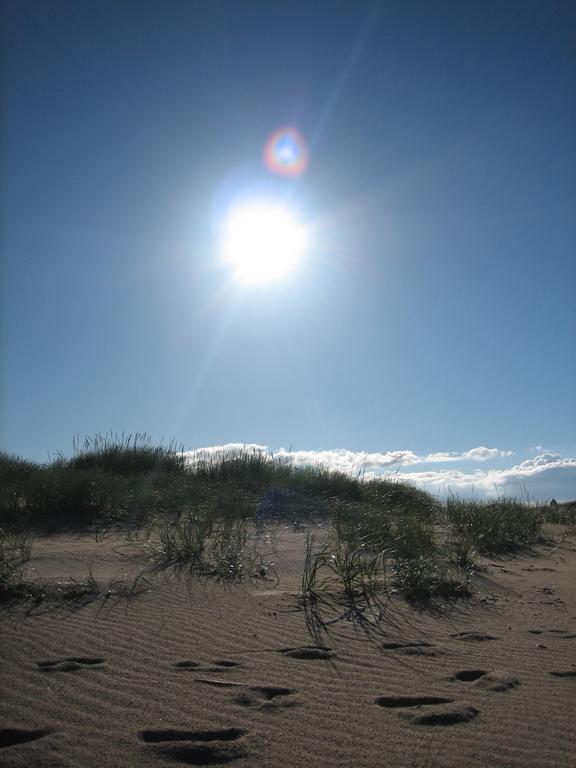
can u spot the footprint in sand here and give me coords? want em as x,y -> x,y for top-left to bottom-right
381,641 -> 433,650
528,629 -> 576,639
37,657 -> 105,673
194,679 -> 247,689
450,632 -> 498,642
376,695 -> 453,708
173,659 -> 241,672
549,670 -> 576,678
375,695 -> 478,726
139,727 -> 248,765
194,679 -> 300,710
278,645 -> 334,660
402,648 -> 445,657
0,728 -> 54,749
233,685 -> 300,711
452,669 -> 519,691
412,705 -> 479,726
381,641 -> 445,657
207,660 -> 241,672
174,661 -> 202,669
477,672 -> 519,692
452,670 -> 487,682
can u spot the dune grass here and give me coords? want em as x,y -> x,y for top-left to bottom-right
541,500 -> 576,525
444,495 -> 545,553
68,432 -> 187,475
0,434 -> 567,606
0,435 -> 361,534
0,530 -> 26,602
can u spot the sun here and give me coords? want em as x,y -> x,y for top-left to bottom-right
221,202 -> 308,283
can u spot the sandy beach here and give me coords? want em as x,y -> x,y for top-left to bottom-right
4,1 -> 576,764
1,524 -> 575,768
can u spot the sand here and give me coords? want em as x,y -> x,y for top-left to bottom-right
1,525 -> 575,767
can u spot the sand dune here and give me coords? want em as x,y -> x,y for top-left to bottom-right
1,526 -> 575,767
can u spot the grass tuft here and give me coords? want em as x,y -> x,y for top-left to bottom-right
392,555 -> 473,602
445,494 -> 544,553
69,432 -> 186,475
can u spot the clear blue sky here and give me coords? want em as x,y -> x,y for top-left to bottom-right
1,1 -> 575,497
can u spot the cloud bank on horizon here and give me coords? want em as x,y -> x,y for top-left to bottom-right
184,444 -> 576,502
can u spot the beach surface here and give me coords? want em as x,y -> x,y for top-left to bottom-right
2,525 -> 575,767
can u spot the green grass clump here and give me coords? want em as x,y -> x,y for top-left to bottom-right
392,556 -> 473,602
391,511 -> 436,560
301,534 -> 386,605
541,501 -> 576,525
0,528 -> 36,602
156,514 -> 212,566
361,478 -> 439,519
445,495 -> 544,553
0,532 -> 24,602
303,500 -> 465,613
0,452 -> 42,531
152,511 -> 276,583
330,480 -> 438,553
330,500 -> 391,550
68,433 -> 186,475
0,451 -> 39,485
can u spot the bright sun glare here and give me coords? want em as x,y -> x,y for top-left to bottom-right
222,202 -> 308,283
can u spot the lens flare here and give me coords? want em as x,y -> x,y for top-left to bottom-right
263,127 -> 309,178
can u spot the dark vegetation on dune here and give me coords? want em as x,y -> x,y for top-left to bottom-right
1,434 -> 573,611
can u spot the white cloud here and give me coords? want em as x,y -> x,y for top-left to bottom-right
273,447 -> 419,473
398,455 -> 576,502
516,453 -> 563,468
420,446 -> 513,463
184,444 -> 513,473
464,446 -> 514,461
271,446 -> 514,472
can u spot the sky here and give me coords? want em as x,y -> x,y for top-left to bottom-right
1,0 -> 575,500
